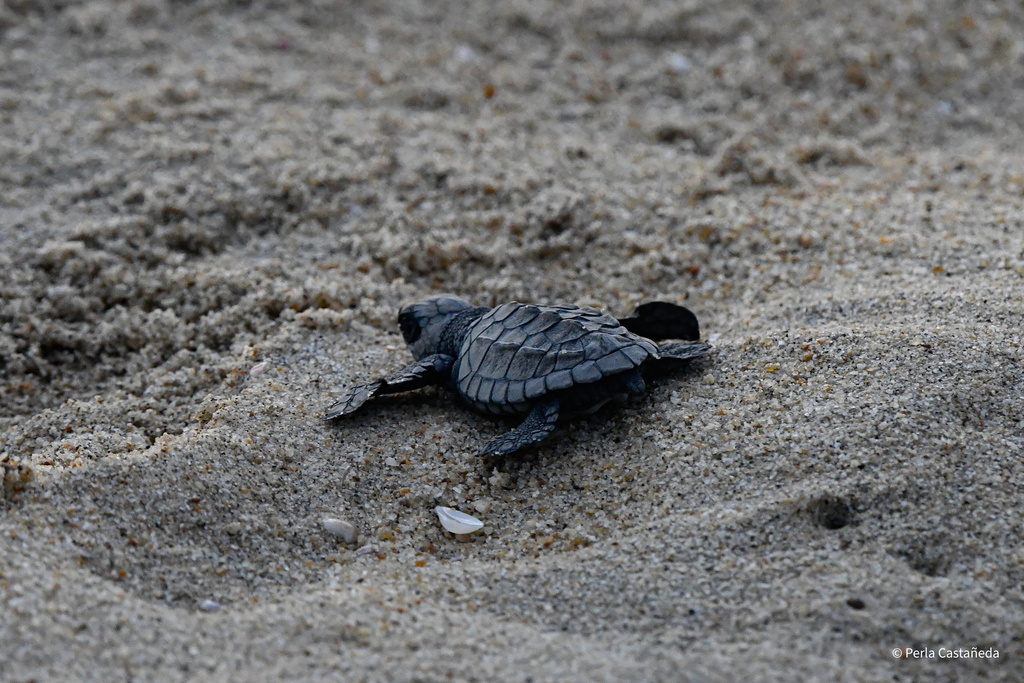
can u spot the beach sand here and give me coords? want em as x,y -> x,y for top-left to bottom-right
2,1 -> 1023,680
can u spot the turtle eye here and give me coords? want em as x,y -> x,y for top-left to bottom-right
398,311 -> 421,344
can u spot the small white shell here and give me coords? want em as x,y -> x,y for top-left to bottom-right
434,506 -> 483,535
250,361 -> 269,377
199,599 -> 221,612
322,518 -> 359,544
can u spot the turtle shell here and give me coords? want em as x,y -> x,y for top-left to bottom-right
453,303 -> 659,415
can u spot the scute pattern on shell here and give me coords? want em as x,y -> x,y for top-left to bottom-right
454,303 -> 659,414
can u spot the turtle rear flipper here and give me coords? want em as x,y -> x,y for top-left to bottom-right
618,302 -> 700,341
477,400 -> 560,457
324,354 -> 453,418
657,341 -> 710,361
643,341 -> 711,378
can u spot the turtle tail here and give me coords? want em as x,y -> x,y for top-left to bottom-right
618,302 -> 700,341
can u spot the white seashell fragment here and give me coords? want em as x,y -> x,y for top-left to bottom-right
667,53 -> 692,72
435,506 -> 484,535
250,361 -> 269,377
322,518 -> 359,544
199,599 -> 221,612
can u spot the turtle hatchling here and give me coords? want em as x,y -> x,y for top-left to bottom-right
325,296 -> 711,457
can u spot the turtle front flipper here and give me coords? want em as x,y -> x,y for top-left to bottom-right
324,354 -> 454,418
618,301 -> 700,341
477,400 -> 560,458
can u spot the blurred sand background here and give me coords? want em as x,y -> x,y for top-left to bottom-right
2,1 -> 1023,680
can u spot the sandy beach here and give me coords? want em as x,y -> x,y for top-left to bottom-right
2,1 -> 1023,680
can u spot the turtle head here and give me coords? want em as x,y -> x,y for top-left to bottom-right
398,295 -> 473,360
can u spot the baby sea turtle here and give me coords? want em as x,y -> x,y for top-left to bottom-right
325,296 -> 710,457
